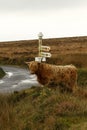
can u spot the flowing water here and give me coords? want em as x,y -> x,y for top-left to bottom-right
0,66 -> 39,93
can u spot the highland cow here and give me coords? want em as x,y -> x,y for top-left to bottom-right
26,61 -> 77,92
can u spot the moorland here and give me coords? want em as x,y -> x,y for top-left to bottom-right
0,36 -> 87,130
0,36 -> 87,67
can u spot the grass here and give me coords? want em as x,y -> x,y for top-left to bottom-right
78,68 -> 87,87
0,86 -> 87,130
0,36 -> 87,68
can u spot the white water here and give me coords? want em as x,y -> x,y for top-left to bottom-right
0,80 -> 4,84
6,72 -> 13,78
0,66 -> 39,93
20,79 -> 38,84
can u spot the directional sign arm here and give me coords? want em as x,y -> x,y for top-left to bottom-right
41,46 -> 50,52
41,52 -> 51,58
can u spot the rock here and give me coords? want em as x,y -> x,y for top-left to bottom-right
0,67 -> 6,78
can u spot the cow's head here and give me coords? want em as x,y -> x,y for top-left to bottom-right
26,61 -> 39,74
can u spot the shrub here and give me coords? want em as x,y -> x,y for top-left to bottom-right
77,68 -> 87,87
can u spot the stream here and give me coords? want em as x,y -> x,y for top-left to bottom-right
0,66 -> 39,93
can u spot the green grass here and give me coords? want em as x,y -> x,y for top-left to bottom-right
0,67 -> 5,78
78,68 -> 87,87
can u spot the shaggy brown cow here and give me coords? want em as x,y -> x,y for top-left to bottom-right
26,61 -> 77,92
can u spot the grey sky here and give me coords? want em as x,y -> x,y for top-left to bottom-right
0,0 -> 86,11
0,0 -> 87,41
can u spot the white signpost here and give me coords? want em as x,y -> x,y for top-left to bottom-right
35,32 -> 51,62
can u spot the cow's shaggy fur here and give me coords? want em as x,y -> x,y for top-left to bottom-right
26,61 -> 77,92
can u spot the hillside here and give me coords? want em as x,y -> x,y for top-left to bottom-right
0,36 -> 87,130
0,36 -> 87,67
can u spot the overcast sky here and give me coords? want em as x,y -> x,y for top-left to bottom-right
0,0 -> 87,41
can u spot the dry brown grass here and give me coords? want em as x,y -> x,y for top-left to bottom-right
0,36 -> 87,67
1,86 -> 87,130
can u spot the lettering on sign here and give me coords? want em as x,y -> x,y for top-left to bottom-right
41,46 -> 50,52
41,52 -> 52,58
